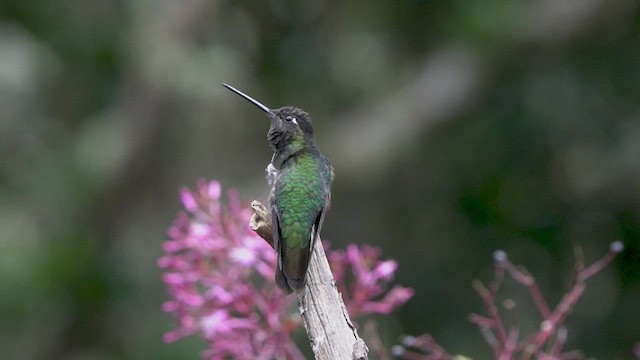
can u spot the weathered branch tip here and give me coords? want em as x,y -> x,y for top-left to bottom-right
250,200 -> 274,247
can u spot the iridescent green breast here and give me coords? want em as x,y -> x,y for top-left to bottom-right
275,152 -> 329,249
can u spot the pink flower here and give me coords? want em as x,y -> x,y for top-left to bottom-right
362,286 -> 415,315
329,244 -> 414,318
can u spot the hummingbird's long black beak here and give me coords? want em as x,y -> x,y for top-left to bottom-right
223,83 -> 275,116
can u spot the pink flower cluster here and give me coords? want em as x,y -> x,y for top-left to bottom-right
159,179 -> 301,359
328,244 -> 414,318
159,179 -> 413,359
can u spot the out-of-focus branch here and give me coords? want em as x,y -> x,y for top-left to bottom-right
364,321 -> 392,360
468,242 -> 624,358
328,0 -> 637,183
329,46 -> 484,182
525,242 -> 623,355
391,334 -> 455,360
394,242 -> 623,360
249,200 -> 369,360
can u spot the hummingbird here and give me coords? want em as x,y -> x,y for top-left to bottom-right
223,83 -> 334,294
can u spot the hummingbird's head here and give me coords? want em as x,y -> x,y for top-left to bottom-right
265,106 -> 315,152
271,106 -> 313,135
223,83 -> 316,152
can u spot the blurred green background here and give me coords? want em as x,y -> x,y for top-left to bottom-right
1,0 -> 639,359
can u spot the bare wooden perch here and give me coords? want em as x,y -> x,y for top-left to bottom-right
249,200 -> 369,360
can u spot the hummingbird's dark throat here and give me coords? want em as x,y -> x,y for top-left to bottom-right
223,83 -> 275,116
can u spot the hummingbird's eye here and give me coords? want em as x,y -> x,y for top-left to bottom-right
285,115 -> 298,125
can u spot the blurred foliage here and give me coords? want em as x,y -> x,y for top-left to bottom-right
1,0 -> 639,359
